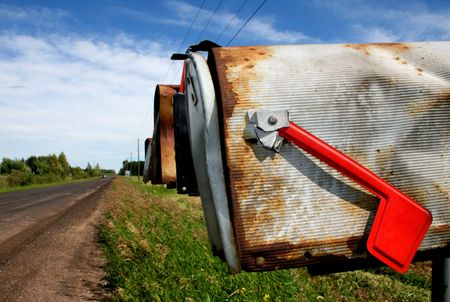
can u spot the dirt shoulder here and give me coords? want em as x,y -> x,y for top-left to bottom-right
0,179 -> 113,301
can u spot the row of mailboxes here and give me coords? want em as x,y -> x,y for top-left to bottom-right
144,84 -> 199,195
144,41 -> 450,274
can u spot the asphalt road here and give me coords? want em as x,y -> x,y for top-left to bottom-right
0,178 -> 111,250
0,177 -> 113,301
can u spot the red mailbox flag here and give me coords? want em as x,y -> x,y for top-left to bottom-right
278,121 -> 432,273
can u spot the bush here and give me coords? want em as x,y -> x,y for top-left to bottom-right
1,158 -> 28,174
71,167 -> 88,179
33,174 -> 63,184
7,170 -> 33,186
0,175 -> 8,189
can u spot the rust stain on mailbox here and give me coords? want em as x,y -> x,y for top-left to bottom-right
211,46 -> 273,120
209,42 -> 450,272
344,42 -> 410,56
405,89 -> 450,116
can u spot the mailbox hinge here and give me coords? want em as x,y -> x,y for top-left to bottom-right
244,109 -> 289,152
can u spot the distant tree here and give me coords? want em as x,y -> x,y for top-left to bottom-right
58,152 -> 70,177
28,155 -> 53,175
48,154 -> 63,176
2,153 -> 107,186
1,158 -> 29,174
94,163 -> 101,177
118,160 -> 143,176
1,152 -> 110,187
26,156 -> 39,174
102,169 -> 116,175
36,156 -> 50,175
118,160 -> 129,176
86,163 -> 93,177
70,166 -> 87,179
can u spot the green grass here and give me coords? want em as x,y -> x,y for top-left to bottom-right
101,178 -> 431,301
0,176 -> 100,193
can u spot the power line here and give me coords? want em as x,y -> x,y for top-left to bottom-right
177,0 -> 207,52
226,0 -> 268,46
160,58 -> 174,85
135,109 -> 152,139
161,0 -> 207,84
136,1 -> 207,139
137,0 -> 208,138
169,63 -> 184,84
196,0 -> 224,42
216,0 -> 249,43
166,0 -> 207,84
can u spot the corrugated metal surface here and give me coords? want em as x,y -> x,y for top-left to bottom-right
209,42 -> 450,271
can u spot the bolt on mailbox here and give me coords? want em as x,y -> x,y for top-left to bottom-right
146,41 -> 450,274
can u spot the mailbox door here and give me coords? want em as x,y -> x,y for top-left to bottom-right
185,52 -> 240,273
148,85 -> 178,186
206,42 -> 450,272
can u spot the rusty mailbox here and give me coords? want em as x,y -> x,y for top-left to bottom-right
146,84 -> 179,187
166,42 -> 450,274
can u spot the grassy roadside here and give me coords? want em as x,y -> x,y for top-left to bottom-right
101,177 -> 431,301
0,175 -> 102,193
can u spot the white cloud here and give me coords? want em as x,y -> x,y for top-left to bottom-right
351,25 -> 399,43
316,0 -> 450,42
0,3 -> 67,20
167,0 -> 317,44
107,6 -> 188,27
0,33 -> 179,170
243,18 -> 317,44
0,4 -> 68,29
111,0 -> 317,46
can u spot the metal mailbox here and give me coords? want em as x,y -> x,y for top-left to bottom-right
143,137 -> 152,183
146,84 -> 179,187
158,41 -> 450,274
173,92 -> 199,195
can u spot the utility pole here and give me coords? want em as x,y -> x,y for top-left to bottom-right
130,152 -> 132,175
137,138 -> 140,181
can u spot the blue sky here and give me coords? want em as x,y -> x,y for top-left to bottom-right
0,0 -> 449,171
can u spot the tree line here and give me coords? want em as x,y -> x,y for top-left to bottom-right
118,160 -> 144,176
0,152 -> 114,187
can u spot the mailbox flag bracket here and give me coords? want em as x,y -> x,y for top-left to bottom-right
246,109 -> 433,273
